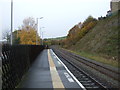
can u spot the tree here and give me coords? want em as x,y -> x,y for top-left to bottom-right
18,29 -> 40,45
64,15 -> 97,48
13,17 -> 41,45
22,17 -> 37,31
13,30 -> 20,44
2,31 -> 11,44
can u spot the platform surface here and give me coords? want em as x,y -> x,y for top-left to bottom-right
19,49 -> 85,89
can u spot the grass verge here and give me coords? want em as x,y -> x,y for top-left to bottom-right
63,48 -> 119,68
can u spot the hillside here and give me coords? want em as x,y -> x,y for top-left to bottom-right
45,36 -> 66,41
44,36 -> 66,45
63,12 -> 119,67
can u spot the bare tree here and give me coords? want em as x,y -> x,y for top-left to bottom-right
22,17 -> 37,31
2,30 -> 11,43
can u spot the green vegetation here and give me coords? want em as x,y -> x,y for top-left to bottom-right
69,13 -> 119,59
46,36 -> 66,40
64,16 -> 97,47
65,49 -> 119,68
55,12 -> 119,68
12,30 -> 20,44
44,36 -> 66,45
12,17 -> 41,45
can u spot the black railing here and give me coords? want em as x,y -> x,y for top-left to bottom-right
2,44 -> 45,90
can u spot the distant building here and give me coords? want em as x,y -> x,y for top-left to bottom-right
110,0 -> 120,13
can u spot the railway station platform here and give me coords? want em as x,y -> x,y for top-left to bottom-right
18,49 -> 85,89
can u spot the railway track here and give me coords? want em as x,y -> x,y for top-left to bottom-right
51,46 -> 119,89
59,48 -> 120,82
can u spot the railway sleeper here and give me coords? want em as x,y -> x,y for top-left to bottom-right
76,75 -> 86,78
82,82 -> 95,85
80,81 -> 92,83
82,83 -> 96,86
79,78 -> 89,80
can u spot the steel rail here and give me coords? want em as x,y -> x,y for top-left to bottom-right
53,49 -> 108,89
59,49 -> 120,82
62,49 -> 119,75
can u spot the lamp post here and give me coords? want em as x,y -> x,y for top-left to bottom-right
36,17 -> 43,45
11,0 -> 13,45
40,27 -> 45,45
41,32 -> 44,45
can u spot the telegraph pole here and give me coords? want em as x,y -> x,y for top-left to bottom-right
11,0 -> 13,45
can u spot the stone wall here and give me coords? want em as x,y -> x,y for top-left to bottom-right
111,1 -> 120,13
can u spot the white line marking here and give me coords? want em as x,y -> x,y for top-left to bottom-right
51,49 -> 86,90
57,61 -> 61,65
68,78 -> 75,82
64,72 -> 74,82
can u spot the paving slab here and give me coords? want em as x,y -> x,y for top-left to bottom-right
18,49 -> 85,89
19,50 -> 53,88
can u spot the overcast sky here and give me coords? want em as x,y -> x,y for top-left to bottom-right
0,0 -> 111,39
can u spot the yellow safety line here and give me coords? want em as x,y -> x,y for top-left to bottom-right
48,49 -> 65,89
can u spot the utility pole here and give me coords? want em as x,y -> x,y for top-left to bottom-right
11,0 -> 13,45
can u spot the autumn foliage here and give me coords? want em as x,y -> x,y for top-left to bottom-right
17,29 -> 40,45
13,17 -> 41,45
62,16 -> 97,47
45,16 -> 97,47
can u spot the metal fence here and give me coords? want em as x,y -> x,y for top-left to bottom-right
2,44 -> 45,90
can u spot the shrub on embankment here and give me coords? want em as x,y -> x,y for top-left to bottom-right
64,16 -> 97,47
71,13 -> 119,60
62,12 -> 119,66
